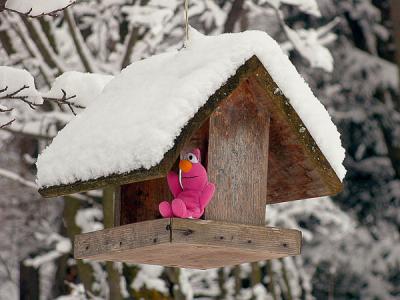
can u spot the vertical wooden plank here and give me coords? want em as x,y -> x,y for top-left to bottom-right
103,186 -> 116,228
103,186 -> 123,300
119,178 -> 172,225
113,186 -> 121,227
206,78 -> 270,225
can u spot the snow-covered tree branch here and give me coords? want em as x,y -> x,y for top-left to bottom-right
0,66 -> 113,129
2,0 -> 77,17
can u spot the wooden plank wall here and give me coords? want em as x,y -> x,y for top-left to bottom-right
117,178 -> 171,225
116,120 -> 210,226
206,78 -> 270,225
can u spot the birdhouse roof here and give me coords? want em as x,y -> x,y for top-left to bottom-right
36,28 -> 346,197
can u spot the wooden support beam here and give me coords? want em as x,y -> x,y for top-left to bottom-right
206,78 -> 270,225
113,186 -> 121,227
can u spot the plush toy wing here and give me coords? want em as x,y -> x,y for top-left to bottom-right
167,171 -> 182,198
199,182 -> 215,210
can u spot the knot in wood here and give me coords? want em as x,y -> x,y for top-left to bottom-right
182,229 -> 194,236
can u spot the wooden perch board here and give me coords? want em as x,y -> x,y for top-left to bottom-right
75,218 -> 302,269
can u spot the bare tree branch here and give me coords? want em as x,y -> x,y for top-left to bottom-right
20,16 -> 64,74
0,167 -> 37,188
1,2 -> 75,18
121,27 -> 140,70
223,0 -> 245,33
0,85 -> 38,109
43,89 -> 83,115
38,17 -> 59,54
5,14 -> 52,87
0,107 -> 12,112
0,254 -> 15,284
120,27 -> 149,69
0,15 -> 15,55
0,85 -> 83,129
120,0 -> 150,69
1,125 -> 53,140
64,8 -> 97,73
263,2 -> 291,38
0,118 -> 15,128
0,0 -> 6,12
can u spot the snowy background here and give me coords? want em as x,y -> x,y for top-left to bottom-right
0,0 -> 399,299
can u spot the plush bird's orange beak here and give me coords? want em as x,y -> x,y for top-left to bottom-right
179,160 -> 192,173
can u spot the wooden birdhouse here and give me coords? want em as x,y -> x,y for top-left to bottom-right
36,29 -> 345,269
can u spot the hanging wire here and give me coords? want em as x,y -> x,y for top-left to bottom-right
184,0 -> 189,46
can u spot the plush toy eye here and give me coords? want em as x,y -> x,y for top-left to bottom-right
187,153 -> 198,163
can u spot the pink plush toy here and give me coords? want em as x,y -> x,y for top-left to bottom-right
159,149 -> 215,219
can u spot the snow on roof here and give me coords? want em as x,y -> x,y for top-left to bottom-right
36,28 -> 346,188
43,71 -> 113,108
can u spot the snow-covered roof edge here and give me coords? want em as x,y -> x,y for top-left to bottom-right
233,32 -> 346,181
36,28 -> 346,192
189,28 -> 346,181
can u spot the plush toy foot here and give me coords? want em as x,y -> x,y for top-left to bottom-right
159,201 -> 173,218
190,208 -> 204,219
172,198 -> 188,218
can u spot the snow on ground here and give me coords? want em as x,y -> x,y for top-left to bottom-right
0,66 -> 43,105
36,27 -> 346,188
5,0 -> 76,17
43,71 -> 114,108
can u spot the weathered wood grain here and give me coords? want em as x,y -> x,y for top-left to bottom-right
171,219 -> 300,256
206,80 -> 270,225
117,121 -> 209,225
119,178 -> 172,225
84,243 -> 288,269
74,218 -> 301,269
74,218 -> 170,259
113,186 -> 121,227
246,65 -> 342,203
